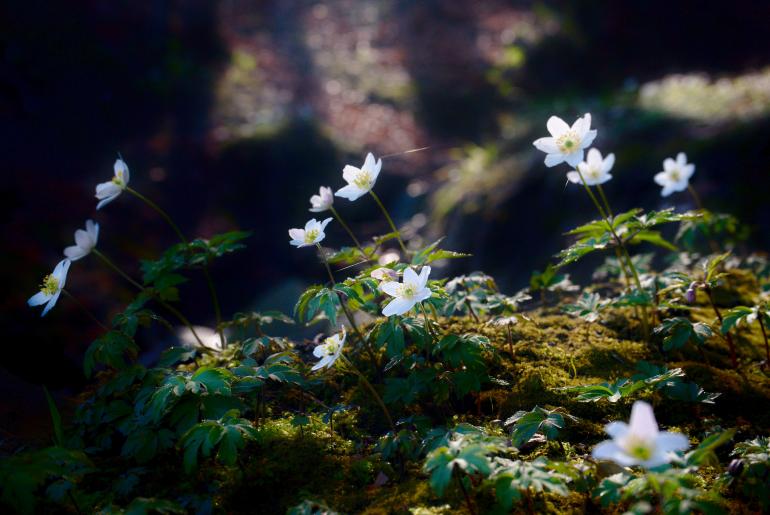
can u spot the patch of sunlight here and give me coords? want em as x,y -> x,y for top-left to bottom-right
639,68 -> 770,123
428,144 -> 526,227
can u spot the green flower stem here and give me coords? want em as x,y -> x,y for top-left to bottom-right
62,289 -> 109,331
126,186 -> 225,348
329,206 -> 365,256
705,287 -> 738,368
597,185 -> 637,314
758,314 -> 770,365
369,190 -> 408,254
418,302 -> 435,343
316,244 -> 372,360
92,249 -> 206,349
687,183 -> 705,211
687,184 -> 720,253
340,354 -> 395,432
596,184 -> 614,218
574,170 -> 650,339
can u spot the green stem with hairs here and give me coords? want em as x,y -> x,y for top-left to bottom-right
574,171 -> 650,339
329,206 -> 365,256
126,186 -> 225,347
369,190 -> 408,254
92,249 -> 207,349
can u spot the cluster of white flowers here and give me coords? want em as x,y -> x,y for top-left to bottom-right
532,114 -> 697,198
291,152 -> 434,371
29,158 -> 131,316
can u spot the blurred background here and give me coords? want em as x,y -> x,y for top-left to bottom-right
2,0 -> 770,440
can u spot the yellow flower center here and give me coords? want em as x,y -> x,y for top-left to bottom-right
305,229 -> 320,243
669,169 -> 681,181
556,131 -> 579,153
588,166 -> 601,180
112,173 -> 126,188
623,436 -> 654,461
41,274 -> 59,296
323,340 -> 339,356
398,284 -> 417,299
352,170 -> 372,189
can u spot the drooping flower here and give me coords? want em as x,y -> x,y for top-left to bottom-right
309,186 -> 334,212
95,158 -> 130,209
288,218 -> 333,247
63,220 -> 100,261
371,267 -> 399,282
335,152 -> 382,201
380,266 -> 432,316
592,401 -> 689,468
28,259 -> 71,316
654,152 -> 695,197
311,328 -> 346,371
533,113 -> 597,167
567,148 -> 615,186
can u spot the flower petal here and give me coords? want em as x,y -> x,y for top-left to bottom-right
380,281 -> 401,297
28,291 -> 50,307
403,267 -> 419,285
342,165 -> 360,183
566,171 -> 582,184
592,440 -> 637,466
656,432 -> 689,453
544,153 -> 564,168
335,184 -> 365,201
533,137 -> 559,154
602,153 -> 615,174
382,297 -> 415,317
604,421 -> 629,439
41,291 -> 62,317
564,150 -> 584,167
417,266 -> 431,287
628,401 -> 659,438
581,129 -> 597,148
64,245 -> 88,261
546,116 -> 570,137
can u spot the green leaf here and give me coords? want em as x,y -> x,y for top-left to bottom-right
42,386 -> 63,447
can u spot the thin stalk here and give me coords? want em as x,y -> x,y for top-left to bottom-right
369,190 -> 408,254
687,184 -> 720,253
705,288 -> 738,368
596,184 -> 614,218
464,298 -> 481,324
506,322 -> 514,355
455,471 -> 477,515
329,206 -> 365,256
687,184 -> 705,211
92,249 -> 206,349
126,186 -> 225,347
427,302 -> 442,328
62,289 -> 109,331
575,170 -> 650,339
419,302 -> 435,343
758,314 -> 770,365
316,244 -> 374,363
341,355 -> 395,432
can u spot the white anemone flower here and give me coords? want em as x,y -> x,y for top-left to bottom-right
380,266 -> 432,317
28,259 -> 71,317
95,158 -> 130,209
533,113 -> 597,167
567,148 -> 615,186
311,328 -> 346,371
309,186 -> 335,212
63,220 -> 99,261
592,401 -> 689,469
370,267 -> 398,282
335,152 -> 382,201
654,152 -> 695,197
288,218 -> 333,247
